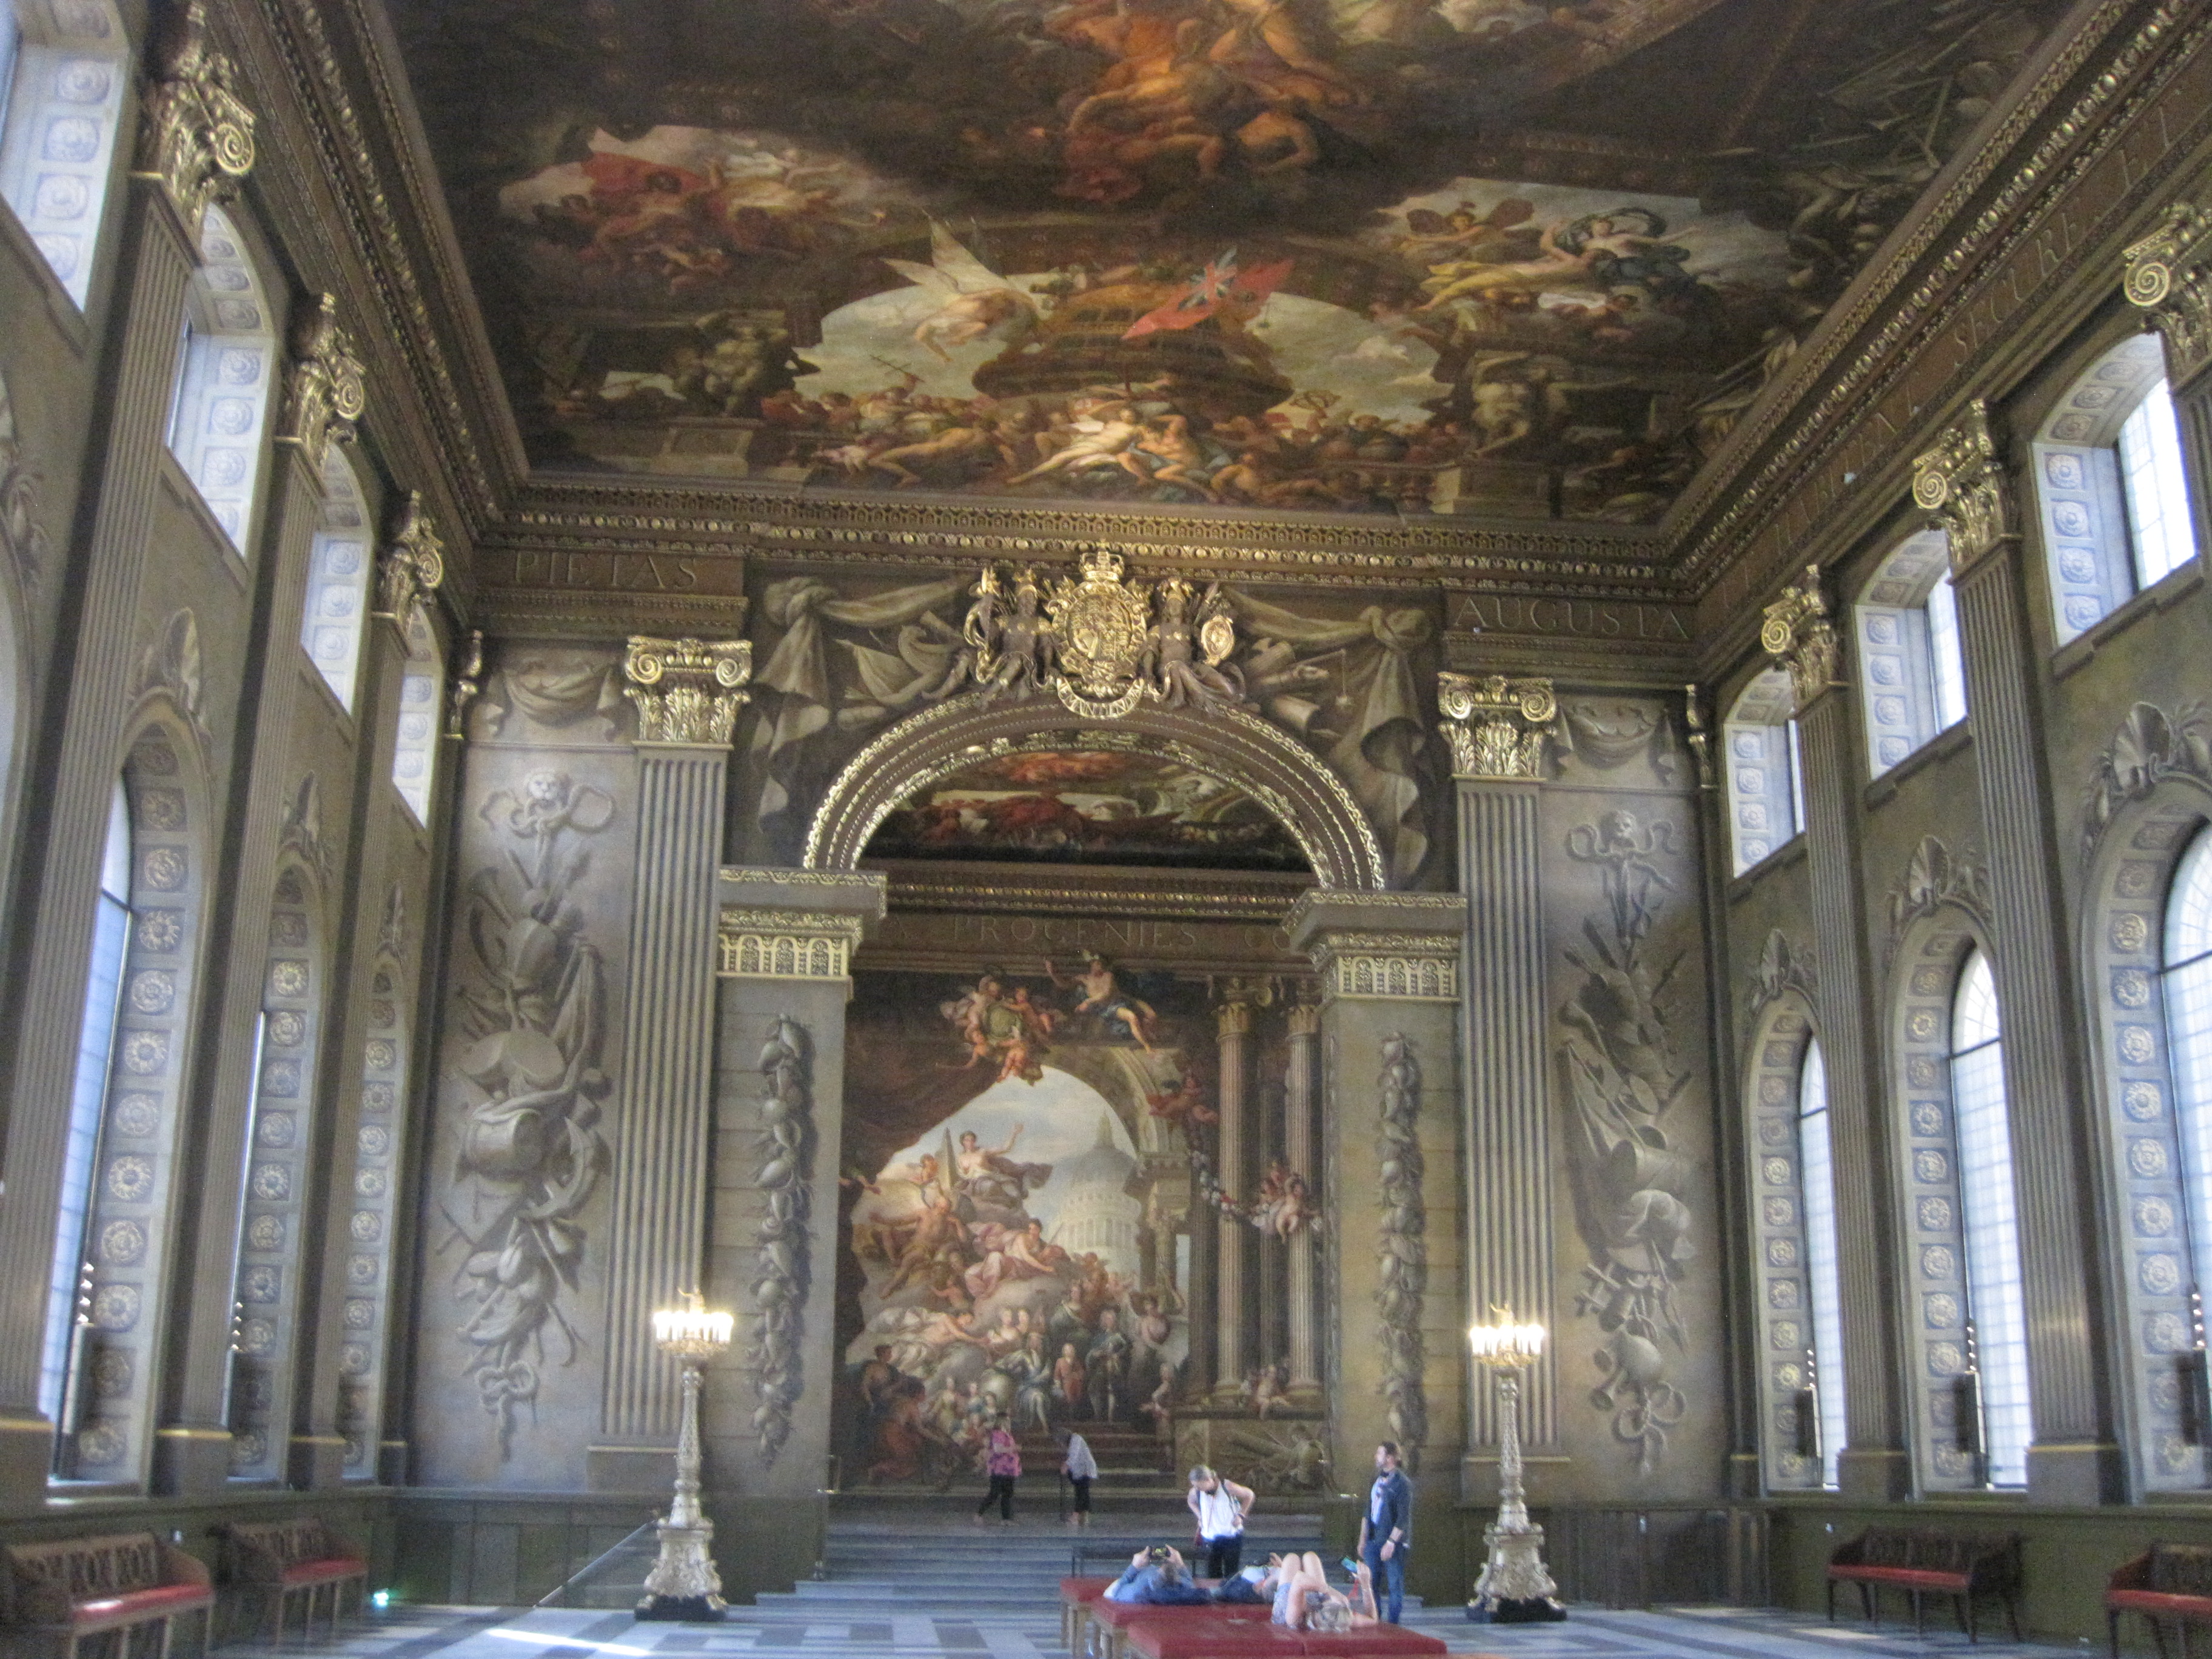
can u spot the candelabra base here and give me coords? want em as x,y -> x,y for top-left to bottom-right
1466,1521 -> 1564,1624
636,1594 -> 727,1623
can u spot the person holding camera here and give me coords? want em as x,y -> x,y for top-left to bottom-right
1185,1464 -> 1255,1578
1102,1546 -> 1212,1606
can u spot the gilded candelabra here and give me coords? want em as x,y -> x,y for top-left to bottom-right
638,1292 -> 736,1621
1467,1316 -> 1566,1623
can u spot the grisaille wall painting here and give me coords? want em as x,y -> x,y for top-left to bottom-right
834,964 -> 1318,1483
391,0 -> 2057,524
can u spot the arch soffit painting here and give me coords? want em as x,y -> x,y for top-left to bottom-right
803,692 -> 1388,891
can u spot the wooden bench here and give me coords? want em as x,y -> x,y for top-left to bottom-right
1826,1527 -> 2022,1644
0,1532 -> 213,1659
1062,1576 -> 1114,1655
2107,1542 -> 2212,1657
216,1519 -> 367,1644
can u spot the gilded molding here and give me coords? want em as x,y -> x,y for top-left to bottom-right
1758,566 -> 1842,709
134,0 -> 255,232
1309,931 -> 1461,1002
375,492 -> 446,626
716,908 -> 865,980
278,294 -> 366,470
2124,199 -> 2212,386
622,635 -> 753,747
1437,672 -> 1556,781
1912,400 -> 2014,574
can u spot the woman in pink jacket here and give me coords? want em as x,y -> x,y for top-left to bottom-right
973,1419 -> 1022,1525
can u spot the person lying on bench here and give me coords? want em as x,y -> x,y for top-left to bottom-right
1103,1546 -> 1215,1605
1275,1552 -> 1381,1630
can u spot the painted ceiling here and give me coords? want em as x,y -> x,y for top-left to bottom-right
385,0 -> 2059,529
865,747 -> 1310,869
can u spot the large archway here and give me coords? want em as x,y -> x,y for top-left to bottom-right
802,692 -> 1387,890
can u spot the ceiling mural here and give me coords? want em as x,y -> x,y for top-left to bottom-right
387,0 -> 2060,526
865,747 -> 1311,870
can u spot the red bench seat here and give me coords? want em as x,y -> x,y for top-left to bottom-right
2106,1544 -> 2212,1657
1826,1527 -> 2021,1644
1126,1617 -> 1448,1659
1,1532 -> 214,1659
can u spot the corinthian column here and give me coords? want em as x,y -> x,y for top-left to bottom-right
591,637 -> 752,1490
1913,408 -> 2122,1503
1284,1002 -> 1321,1401
1438,674 -> 1561,1473
1212,990 -> 1256,1401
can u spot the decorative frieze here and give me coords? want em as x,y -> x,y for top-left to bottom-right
1438,673 -> 1556,780
2124,199 -> 2212,387
1759,565 -> 1842,709
133,0 -> 255,232
715,909 -> 864,980
374,493 -> 445,627
1311,933 -> 1460,1002
623,635 -> 752,747
276,295 -> 366,471
1912,400 -> 2016,574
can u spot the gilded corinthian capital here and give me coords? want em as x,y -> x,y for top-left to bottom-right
133,0 -> 255,233
374,492 -> 444,627
1912,400 -> 2014,573
1437,672 -> 1555,780
278,295 -> 366,470
624,636 -> 753,746
2125,199 -> 2212,389
1760,566 -> 1841,709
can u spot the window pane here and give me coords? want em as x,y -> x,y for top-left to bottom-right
1927,574 -> 1968,731
1951,950 -> 2029,1486
2120,380 -> 2198,589
1785,717 -> 1808,842
1797,1040 -> 1847,1487
2167,828 -> 2212,1294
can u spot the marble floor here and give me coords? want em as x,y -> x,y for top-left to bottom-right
215,1601 -> 2101,1659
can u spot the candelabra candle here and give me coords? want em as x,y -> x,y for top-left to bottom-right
1467,1315 -> 1565,1625
639,1292 -> 734,1622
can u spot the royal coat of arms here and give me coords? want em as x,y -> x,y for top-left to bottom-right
1045,548 -> 1155,716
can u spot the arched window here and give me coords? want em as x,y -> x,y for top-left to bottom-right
0,1 -> 128,308
338,893 -> 413,1480
1855,530 -> 1968,776
163,206 -> 275,553
1724,667 -> 1805,876
1949,950 -> 2031,1488
39,781 -> 130,1441
2165,828 -> 2212,1302
2035,335 -> 2202,645
300,450 -> 371,710
1797,1041 -> 1847,1487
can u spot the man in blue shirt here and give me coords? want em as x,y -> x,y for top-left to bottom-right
1358,1441 -> 1411,1623
1102,1546 -> 1215,1606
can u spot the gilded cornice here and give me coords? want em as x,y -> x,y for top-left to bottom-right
134,0 -> 256,233
1672,0 -> 2208,600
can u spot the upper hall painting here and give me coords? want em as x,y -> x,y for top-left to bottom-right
389,0 -> 2061,523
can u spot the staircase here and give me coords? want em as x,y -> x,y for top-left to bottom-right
1016,1423 -> 1175,1489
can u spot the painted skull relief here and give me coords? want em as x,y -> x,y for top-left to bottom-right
392,0 -> 2060,525
836,967 -> 1319,1484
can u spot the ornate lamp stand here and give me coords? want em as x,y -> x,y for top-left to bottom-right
1467,1317 -> 1566,1624
638,1292 -> 736,1621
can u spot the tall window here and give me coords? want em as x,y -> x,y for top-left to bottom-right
2164,828 -> 2212,1292
300,451 -> 371,710
2037,335 -> 2202,644
1724,668 -> 1805,875
164,207 -> 275,552
1797,1040 -> 1847,1486
1856,531 -> 1968,776
39,782 -> 129,1435
0,1 -> 129,308
1950,949 -> 2031,1487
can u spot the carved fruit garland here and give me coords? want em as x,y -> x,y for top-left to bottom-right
752,1016 -> 813,1464
1375,1033 -> 1427,1466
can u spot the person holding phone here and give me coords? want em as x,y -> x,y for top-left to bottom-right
1357,1441 -> 1410,1623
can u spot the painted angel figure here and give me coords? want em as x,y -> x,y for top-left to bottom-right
882,221 -> 1043,361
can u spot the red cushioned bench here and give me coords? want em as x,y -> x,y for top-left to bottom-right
1125,1615 -> 1448,1658
0,1531 -> 214,1659
1089,1594 -> 1273,1659
1062,1577 -> 1113,1654
2106,1543 -> 2212,1658
217,1519 -> 367,1644
1826,1527 -> 2021,1644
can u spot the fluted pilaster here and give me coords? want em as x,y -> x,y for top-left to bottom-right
1284,1003 -> 1321,1398
1213,993 -> 1255,1399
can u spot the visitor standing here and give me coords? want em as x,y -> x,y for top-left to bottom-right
1186,1464 -> 1254,1578
1357,1441 -> 1410,1623
973,1419 -> 1021,1526
1062,1429 -> 1098,1527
